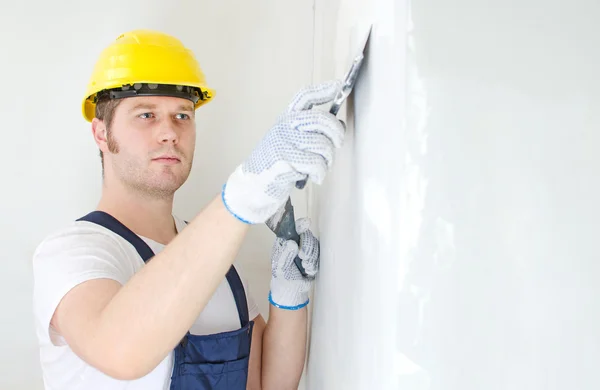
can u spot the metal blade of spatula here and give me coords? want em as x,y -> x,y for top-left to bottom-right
266,25 -> 373,277
296,24 -> 372,190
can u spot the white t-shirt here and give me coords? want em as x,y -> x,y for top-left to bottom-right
32,215 -> 260,390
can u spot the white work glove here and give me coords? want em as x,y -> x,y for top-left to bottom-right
222,80 -> 345,224
268,217 -> 319,310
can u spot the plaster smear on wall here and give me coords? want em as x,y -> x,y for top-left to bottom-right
393,2 -> 433,387
305,0 -> 432,388
307,0 -> 600,388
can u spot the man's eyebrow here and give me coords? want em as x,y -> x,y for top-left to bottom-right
128,103 -> 157,113
178,104 -> 195,112
127,102 -> 194,113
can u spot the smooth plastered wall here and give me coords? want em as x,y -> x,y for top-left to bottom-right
307,0 -> 600,389
306,0 -> 408,389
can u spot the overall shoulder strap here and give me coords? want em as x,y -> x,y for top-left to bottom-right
225,266 -> 250,327
77,211 -> 156,262
183,221 -> 250,327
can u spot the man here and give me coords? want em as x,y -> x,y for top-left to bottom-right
31,30 -> 345,390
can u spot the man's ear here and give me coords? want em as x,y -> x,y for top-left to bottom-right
91,118 -> 108,152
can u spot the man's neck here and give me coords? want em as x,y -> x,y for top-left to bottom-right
97,180 -> 178,245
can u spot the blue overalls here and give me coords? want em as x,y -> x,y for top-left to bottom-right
77,211 -> 255,389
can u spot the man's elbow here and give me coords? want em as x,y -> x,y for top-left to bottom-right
102,366 -> 151,381
60,321 -> 164,380
90,350 -> 158,381
99,365 -> 145,381
68,333 -> 161,381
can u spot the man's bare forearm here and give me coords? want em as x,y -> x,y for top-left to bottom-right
261,305 -> 308,389
94,195 -> 249,377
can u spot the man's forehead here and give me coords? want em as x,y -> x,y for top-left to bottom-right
121,96 -> 195,111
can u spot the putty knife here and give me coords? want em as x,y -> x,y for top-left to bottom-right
296,24 -> 372,190
266,25 -> 373,278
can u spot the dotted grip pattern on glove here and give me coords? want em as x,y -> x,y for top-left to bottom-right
269,218 -> 320,309
222,80 -> 345,224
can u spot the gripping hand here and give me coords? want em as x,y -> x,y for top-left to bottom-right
222,80 -> 345,224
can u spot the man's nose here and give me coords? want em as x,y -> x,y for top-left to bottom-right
158,120 -> 179,144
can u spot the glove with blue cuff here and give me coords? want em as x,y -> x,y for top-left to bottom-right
268,217 -> 319,310
222,80 -> 345,224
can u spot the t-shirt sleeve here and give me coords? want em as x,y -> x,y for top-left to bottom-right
233,261 -> 262,320
32,223 -> 135,346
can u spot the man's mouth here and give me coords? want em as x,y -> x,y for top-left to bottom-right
152,155 -> 181,164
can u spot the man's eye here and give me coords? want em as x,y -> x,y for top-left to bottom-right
176,113 -> 190,120
139,113 -> 154,119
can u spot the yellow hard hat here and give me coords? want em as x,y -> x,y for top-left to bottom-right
82,29 -> 215,122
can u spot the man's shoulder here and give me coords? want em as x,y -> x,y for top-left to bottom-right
33,219 -> 127,261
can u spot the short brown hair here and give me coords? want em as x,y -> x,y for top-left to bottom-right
94,96 -> 122,173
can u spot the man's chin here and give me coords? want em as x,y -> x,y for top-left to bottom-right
140,184 -> 182,199
130,177 -> 188,199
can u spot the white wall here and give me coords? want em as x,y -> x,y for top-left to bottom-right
306,0 -> 407,389
307,0 -> 600,389
0,1 -> 314,388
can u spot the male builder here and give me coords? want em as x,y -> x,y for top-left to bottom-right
31,30 -> 345,390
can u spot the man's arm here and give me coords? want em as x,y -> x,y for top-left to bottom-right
52,196 -> 249,380
247,314 -> 266,389
261,306 -> 308,389
247,308 -> 308,390
254,216 -> 319,389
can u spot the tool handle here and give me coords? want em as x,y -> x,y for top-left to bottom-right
274,198 -> 307,277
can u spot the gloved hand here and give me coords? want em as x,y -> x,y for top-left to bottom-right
268,217 -> 319,310
222,80 -> 345,224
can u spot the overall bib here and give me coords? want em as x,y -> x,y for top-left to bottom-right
77,211 -> 255,390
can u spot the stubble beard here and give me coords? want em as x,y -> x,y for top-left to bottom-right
106,134 -> 194,200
